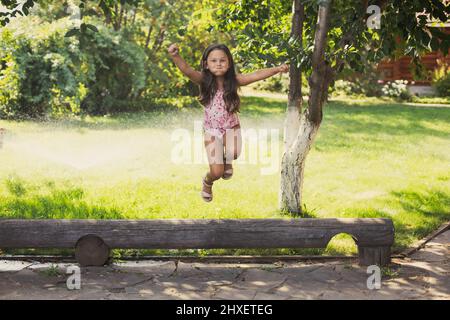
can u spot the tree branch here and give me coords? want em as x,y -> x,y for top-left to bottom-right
145,17 -> 156,49
152,26 -> 166,52
333,0 -> 372,75
288,0 -> 304,108
118,3 -> 124,30
307,0 -> 332,125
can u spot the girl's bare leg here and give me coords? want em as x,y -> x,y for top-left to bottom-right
223,125 -> 242,175
203,133 -> 224,196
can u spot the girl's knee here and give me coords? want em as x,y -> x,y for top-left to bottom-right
209,166 -> 224,180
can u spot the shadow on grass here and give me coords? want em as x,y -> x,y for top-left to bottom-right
0,177 -> 125,256
4,97 -> 448,141
5,106 -> 203,132
240,96 -> 286,117
317,100 -> 450,152
0,177 -> 124,219
391,188 -> 450,240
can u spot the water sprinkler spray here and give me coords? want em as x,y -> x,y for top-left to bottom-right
0,128 -> 5,149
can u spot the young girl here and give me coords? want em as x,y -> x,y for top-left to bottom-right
168,43 -> 288,202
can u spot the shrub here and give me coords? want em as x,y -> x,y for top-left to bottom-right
332,80 -> 362,96
255,74 -> 287,93
432,59 -> 450,97
154,96 -> 202,110
331,78 -> 382,97
0,19 -> 94,118
79,23 -> 146,115
0,16 -> 147,118
381,80 -> 412,101
0,29 -> 20,118
253,73 -> 311,96
330,60 -> 383,97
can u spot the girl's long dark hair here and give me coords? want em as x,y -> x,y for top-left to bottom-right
199,44 -> 240,113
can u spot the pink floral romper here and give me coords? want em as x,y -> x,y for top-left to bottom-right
203,89 -> 240,138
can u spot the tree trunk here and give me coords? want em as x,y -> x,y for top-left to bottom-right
280,0 -> 333,214
112,4 -> 118,31
283,0 -> 304,151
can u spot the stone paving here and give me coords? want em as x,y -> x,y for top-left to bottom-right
0,231 -> 448,300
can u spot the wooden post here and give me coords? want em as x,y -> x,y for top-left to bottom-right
358,246 -> 391,266
75,234 -> 110,267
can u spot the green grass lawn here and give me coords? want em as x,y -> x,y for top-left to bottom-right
0,95 -> 449,257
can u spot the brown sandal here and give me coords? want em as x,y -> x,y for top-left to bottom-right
201,176 -> 213,202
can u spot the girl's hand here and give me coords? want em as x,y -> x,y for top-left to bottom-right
168,43 -> 179,57
277,64 -> 289,73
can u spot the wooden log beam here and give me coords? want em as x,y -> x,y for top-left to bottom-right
0,218 -> 394,248
0,218 -> 394,266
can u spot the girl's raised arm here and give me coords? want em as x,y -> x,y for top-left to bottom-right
168,44 -> 203,85
237,64 -> 289,86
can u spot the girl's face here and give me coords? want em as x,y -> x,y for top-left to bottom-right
205,49 -> 230,77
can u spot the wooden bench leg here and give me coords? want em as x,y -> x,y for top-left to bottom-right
75,235 -> 110,267
358,246 -> 391,266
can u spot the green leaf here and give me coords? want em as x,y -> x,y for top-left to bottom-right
85,24 -> 98,33
64,28 -> 80,38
